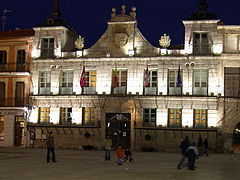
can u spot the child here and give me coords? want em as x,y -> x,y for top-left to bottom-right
115,145 -> 124,165
186,142 -> 199,170
124,147 -> 133,162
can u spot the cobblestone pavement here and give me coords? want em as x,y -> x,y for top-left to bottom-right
0,147 -> 240,180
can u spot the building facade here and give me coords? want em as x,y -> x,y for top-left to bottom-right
0,29 -> 34,147
23,0 -> 240,152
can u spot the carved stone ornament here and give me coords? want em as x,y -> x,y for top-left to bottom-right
159,34 -> 171,48
115,33 -> 128,48
75,36 -> 84,49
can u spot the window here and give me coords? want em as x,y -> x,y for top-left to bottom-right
112,69 -> 127,94
16,50 -> 26,71
85,71 -> 96,87
193,33 -> 209,55
168,69 -> 182,95
41,38 -> 54,58
38,107 -> 50,124
144,70 -> 158,95
82,107 -> 95,125
15,82 -> 25,106
16,50 -> 25,64
194,109 -> 207,128
39,71 -> 51,94
0,82 -> 5,105
60,107 -> 72,124
224,35 -> 238,53
143,108 -> 156,127
59,70 -> 73,94
168,109 -> 182,128
0,51 -> 7,71
193,69 -> 208,95
0,116 -> 4,141
224,67 -> 240,97
0,50 -> 7,65
83,70 -> 96,94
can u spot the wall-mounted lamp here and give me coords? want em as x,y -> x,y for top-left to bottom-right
56,65 -> 62,69
128,49 -> 135,56
50,65 -> 56,69
190,62 -> 195,67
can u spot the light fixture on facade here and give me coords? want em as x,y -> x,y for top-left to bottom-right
56,65 -> 62,69
76,50 -> 83,57
50,65 -> 56,69
128,49 -> 135,56
106,53 -> 111,57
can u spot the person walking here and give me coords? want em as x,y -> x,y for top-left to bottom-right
186,142 -> 199,170
177,136 -> 190,169
203,138 -> 209,156
197,135 -> 203,155
115,145 -> 124,165
103,136 -> 112,160
46,131 -> 57,163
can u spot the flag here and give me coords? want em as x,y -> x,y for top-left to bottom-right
80,66 -> 86,88
177,65 -> 182,87
144,66 -> 150,87
113,67 -> 118,88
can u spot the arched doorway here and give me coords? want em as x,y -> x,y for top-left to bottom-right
232,122 -> 240,152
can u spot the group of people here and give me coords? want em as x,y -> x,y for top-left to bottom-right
45,132 -> 209,170
104,136 -> 133,165
177,136 -> 209,170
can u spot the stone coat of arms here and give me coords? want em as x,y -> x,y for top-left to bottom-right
114,33 -> 128,48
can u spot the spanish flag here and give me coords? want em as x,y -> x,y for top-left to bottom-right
80,66 -> 86,88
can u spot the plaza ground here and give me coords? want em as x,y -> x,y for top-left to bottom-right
0,147 -> 240,180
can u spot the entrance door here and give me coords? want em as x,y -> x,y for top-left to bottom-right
233,122 -> 240,152
15,116 -> 25,146
106,113 -> 131,149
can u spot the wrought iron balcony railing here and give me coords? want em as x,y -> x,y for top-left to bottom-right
0,62 -> 31,72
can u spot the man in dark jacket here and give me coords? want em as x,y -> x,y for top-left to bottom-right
177,136 -> 190,169
186,142 -> 199,170
46,131 -> 57,163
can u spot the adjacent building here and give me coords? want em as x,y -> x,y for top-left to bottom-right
0,29 -> 34,147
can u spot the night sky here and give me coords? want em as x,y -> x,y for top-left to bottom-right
0,0 -> 240,47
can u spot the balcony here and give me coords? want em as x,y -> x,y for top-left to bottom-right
0,98 -> 30,107
144,87 -> 157,95
193,44 -> 212,55
113,87 -> 126,95
168,87 -> 182,95
82,87 -> 96,95
0,62 -> 31,72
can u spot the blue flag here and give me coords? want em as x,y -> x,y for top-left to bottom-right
177,65 -> 182,87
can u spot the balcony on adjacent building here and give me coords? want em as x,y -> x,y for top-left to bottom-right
0,62 -> 31,72
0,98 -> 29,107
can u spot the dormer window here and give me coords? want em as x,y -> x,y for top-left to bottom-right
40,38 -> 54,58
224,34 -> 239,53
193,32 -> 209,55
47,18 -> 54,25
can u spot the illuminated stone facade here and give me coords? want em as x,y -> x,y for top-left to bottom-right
25,1 -> 240,152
